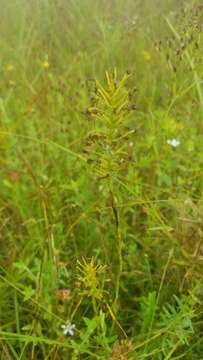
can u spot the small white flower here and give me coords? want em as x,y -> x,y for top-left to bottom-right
167,139 -> 180,148
61,321 -> 76,336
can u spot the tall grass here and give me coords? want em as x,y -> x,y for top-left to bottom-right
1,0 -> 203,359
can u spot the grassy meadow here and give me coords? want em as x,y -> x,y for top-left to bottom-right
1,0 -> 203,358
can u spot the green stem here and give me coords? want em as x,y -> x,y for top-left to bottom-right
109,184 -> 123,311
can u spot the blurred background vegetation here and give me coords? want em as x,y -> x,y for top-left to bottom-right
1,0 -> 203,359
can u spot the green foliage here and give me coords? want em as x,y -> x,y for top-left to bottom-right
84,70 -> 134,179
140,291 -> 157,335
1,0 -> 203,359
